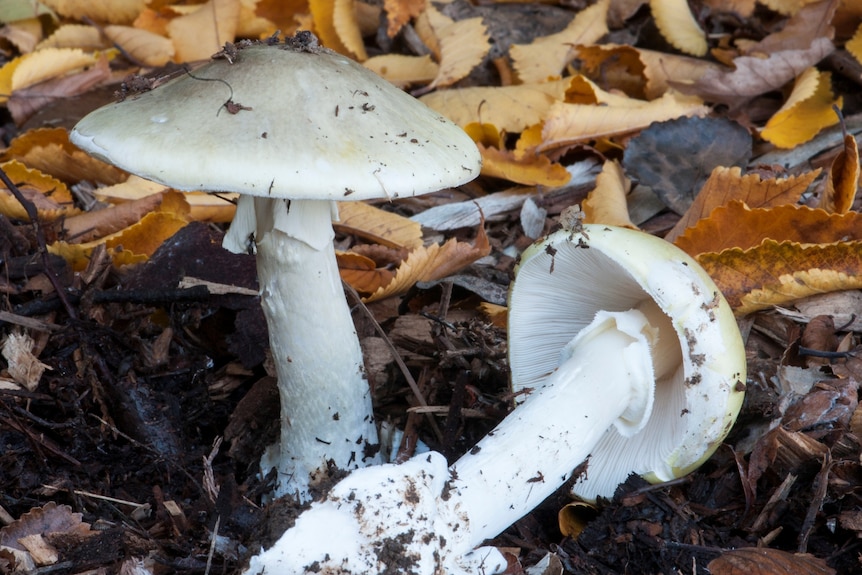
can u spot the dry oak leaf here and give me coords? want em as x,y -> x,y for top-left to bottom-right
419,79 -> 573,132
4,127 -> 126,186
695,239 -> 862,314
675,201 -> 862,255
818,132 -> 859,214
539,90 -> 707,152
334,201 -> 423,250
363,224 -> 491,302
582,159 -> 637,228
665,166 -> 821,242
94,175 -> 237,223
707,547 -> 835,575
760,68 -> 841,149
649,0 -> 707,56
0,160 -> 77,222
166,0 -> 242,63
423,6 -> 489,90
510,0 -> 610,85
363,54 -> 438,87
40,0 -> 148,24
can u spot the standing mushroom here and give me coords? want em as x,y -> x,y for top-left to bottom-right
241,222 -> 746,574
69,34 -> 482,501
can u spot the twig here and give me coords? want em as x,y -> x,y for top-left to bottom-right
205,515 -> 221,575
0,165 -> 77,320
342,281 -> 443,445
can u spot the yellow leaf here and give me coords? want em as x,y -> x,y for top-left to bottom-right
419,79 -> 573,131
104,25 -> 175,67
0,48 -> 97,102
383,0 -> 425,37
758,0 -> 820,16
363,54 -> 438,87
477,144 -> 571,187
364,224 -> 490,302
334,201 -> 424,250
93,176 -> 237,223
818,133 -> 859,214
848,23 -> 862,65
37,24 -> 104,50
425,6 -> 489,90
540,90 -> 707,151
760,68 -> 842,149
0,160 -> 76,222
41,0 -> 149,24
167,0 -> 241,63
332,0 -> 367,60
650,0 -> 707,56
4,127 -> 127,185
582,160 -> 636,228
510,0 -> 610,84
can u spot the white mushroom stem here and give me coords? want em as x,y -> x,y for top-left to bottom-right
447,305 -> 666,544
244,306 -> 670,575
226,196 -> 380,501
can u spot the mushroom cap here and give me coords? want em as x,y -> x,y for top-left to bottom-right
70,40 -> 481,201
508,224 -> 746,501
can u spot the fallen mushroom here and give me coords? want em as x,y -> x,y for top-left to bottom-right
69,33 -> 482,502
242,222 -> 746,574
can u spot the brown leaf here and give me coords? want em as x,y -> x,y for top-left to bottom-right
695,239 -> 862,314
675,202 -> 862,255
708,547 -> 835,575
166,0 -> 241,63
818,133 -> 859,214
666,167 -> 820,242
61,190 -> 173,243
334,201 -> 423,250
383,0 -> 425,37
582,160 -> 636,228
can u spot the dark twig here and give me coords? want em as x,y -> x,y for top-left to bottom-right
0,165 -> 77,320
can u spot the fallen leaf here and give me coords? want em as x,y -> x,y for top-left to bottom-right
696,239 -> 862,314
760,68 -> 841,148
649,0 -> 707,56
4,127 -> 126,185
39,0 -> 148,24
383,0 -> 425,38
540,90 -> 708,152
363,54 -> 438,87
666,167 -> 820,242
623,115 -> 751,215
424,7 -> 490,90
476,144 -> 571,187
708,547 -> 835,575
1,331 -> 51,392
576,44 -> 647,99
582,159 -> 637,228
0,160 -> 76,221
0,47 -> 101,102
419,79 -> 573,131
335,201 -> 423,250
510,0 -> 610,84
363,223 -> 491,302
166,0 -> 241,63
675,201 -> 862,255
848,22 -> 862,65
61,190 -> 180,244
818,132 -> 859,214
331,0 -> 367,60
36,24 -> 104,50
103,25 -> 176,66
